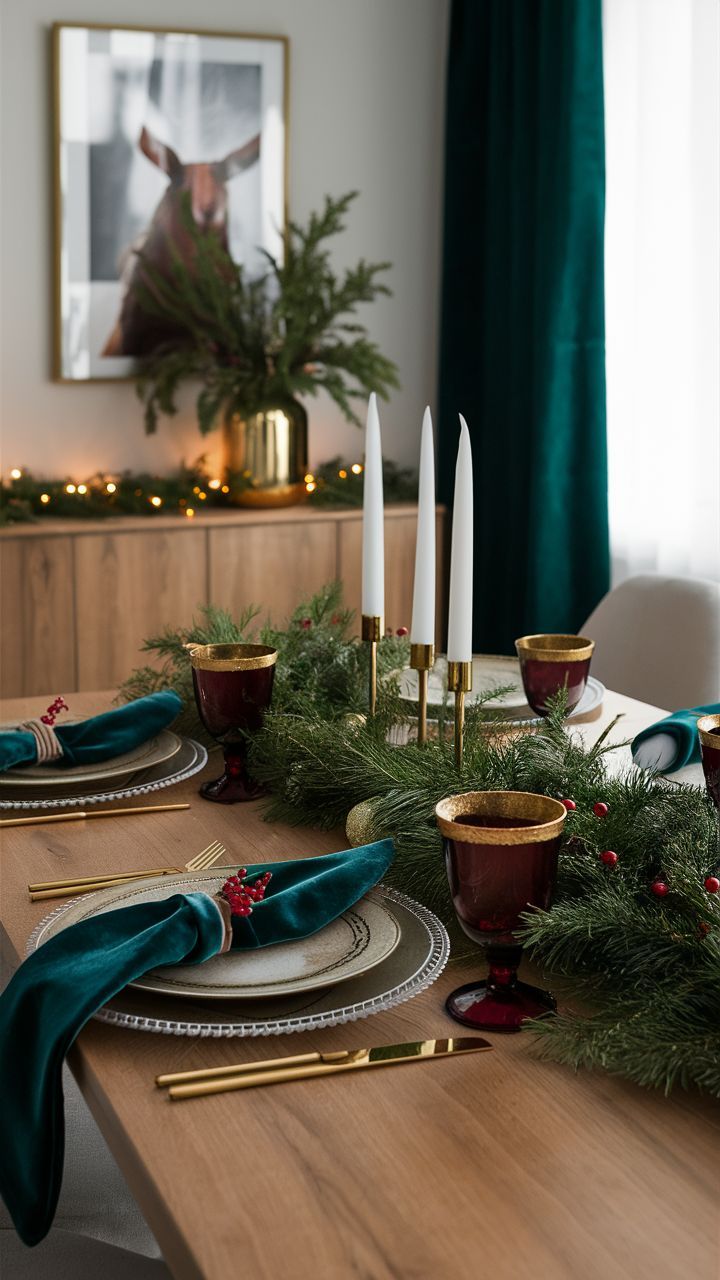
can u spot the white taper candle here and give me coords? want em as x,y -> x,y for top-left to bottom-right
410,407 -> 436,645
446,415 -> 474,663
361,392 -> 385,618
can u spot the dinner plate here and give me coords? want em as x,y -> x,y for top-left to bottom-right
398,655 -> 604,724
28,885 -> 449,1038
0,726 -> 182,787
0,736 -> 207,810
32,871 -> 402,1000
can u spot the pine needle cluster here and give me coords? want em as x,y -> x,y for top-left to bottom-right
122,585 -> 720,1097
133,192 -> 399,433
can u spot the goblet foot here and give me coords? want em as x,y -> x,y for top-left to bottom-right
199,749 -> 264,804
445,978 -> 556,1033
199,771 -> 265,803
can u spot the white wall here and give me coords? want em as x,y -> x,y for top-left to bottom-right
0,0 -> 448,479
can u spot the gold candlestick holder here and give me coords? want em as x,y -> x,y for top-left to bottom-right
410,643 -> 435,745
447,660 -> 473,770
362,615 -> 384,716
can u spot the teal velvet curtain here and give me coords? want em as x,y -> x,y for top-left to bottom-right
438,0 -> 609,652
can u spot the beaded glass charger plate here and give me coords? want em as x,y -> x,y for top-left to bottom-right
0,725 -> 182,786
0,737 -> 207,810
32,874 -> 402,1000
28,886 -> 449,1038
399,655 -> 604,724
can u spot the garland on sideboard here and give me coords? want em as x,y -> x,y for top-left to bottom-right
120,584 -> 720,1099
0,457 -> 418,526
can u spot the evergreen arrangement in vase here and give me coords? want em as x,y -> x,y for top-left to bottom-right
132,191 -> 399,434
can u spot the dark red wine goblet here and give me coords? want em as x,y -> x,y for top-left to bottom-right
188,643 -> 277,804
697,714 -> 720,810
515,634 -> 595,717
436,791 -> 566,1032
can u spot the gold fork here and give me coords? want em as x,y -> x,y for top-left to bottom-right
28,840 -> 228,901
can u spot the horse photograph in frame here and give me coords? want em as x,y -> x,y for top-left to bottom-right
53,23 -> 287,381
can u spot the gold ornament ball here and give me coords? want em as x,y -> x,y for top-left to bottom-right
345,798 -> 379,847
344,712 -> 367,731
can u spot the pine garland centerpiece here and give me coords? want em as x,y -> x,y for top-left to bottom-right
122,585 -> 720,1098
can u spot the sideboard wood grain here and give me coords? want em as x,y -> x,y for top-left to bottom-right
0,535 -> 75,697
209,519 -> 337,624
74,530 -> 208,690
0,506 -> 446,696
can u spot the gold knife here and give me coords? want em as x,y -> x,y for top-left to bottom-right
164,1038 -> 492,1100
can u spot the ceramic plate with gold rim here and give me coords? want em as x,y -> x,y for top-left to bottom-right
0,724 -> 182,788
399,655 -> 604,723
28,886 -> 448,1038
31,873 -> 402,1000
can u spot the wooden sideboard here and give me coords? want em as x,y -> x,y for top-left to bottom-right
0,504 -> 446,697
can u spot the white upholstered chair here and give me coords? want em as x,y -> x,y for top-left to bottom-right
581,574 -> 720,710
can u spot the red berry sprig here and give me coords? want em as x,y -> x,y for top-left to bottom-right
220,868 -> 272,918
561,798 -> 576,812
40,696 -> 69,727
396,626 -> 409,637
651,879 -> 669,897
600,850 -> 618,868
704,876 -> 720,894
592,801 -> 609,818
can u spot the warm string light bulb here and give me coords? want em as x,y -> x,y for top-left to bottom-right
208,478 -> 221,490
77,483 -> 87,495
185,507 -> 195,518
40,493 -> 50,504
351,463 -> 363,475
65,483 -> 76,494
338,469 -> 348,479
305,481 -> 316,493
10,468 -> 22,480
150,495 -> 162,508
304,472 -> 315,484
106,482 -> 116,494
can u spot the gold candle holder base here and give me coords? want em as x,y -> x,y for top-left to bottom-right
410,643 -> 436,745
362,615 -> 384,716
447,660 -> 473,770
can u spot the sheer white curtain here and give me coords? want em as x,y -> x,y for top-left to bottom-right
603,0 -> 720,584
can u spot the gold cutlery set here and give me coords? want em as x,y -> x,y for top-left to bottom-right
156,1038 -> 493,1099
27,839 -> 227,900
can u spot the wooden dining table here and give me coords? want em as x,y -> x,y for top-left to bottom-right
1,688 -> 718,1280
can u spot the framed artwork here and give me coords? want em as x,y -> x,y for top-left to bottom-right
52,22 -> 288,381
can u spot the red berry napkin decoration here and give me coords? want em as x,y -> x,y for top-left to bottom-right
220,868 -> 272,918
40,696 -> 69,727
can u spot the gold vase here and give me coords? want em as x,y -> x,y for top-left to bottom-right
222,400 -> 308,508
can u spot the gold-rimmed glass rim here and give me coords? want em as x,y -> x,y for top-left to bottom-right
187,643 -> 278,672
435,790 -> 566,844
514,634 -> 594,663
697,714 -> 720,747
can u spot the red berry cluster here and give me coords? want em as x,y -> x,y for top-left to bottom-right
220,868 -> 272,918
40,696 -> 69,726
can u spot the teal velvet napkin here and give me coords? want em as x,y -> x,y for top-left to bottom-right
632,703 -> 720,772
0,690 -> 182,773
0,838 -> 394,1247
